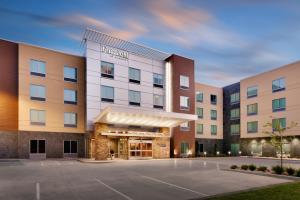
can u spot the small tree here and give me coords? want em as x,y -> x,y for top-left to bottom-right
263,118 -> 297,169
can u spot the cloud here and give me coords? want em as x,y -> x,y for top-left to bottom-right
146,0 -> 211,31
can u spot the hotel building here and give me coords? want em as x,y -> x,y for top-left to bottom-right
0,28 -> 300,159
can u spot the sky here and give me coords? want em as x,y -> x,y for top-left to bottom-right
0,0 -> 299,87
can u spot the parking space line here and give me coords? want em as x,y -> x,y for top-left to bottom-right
95,178 -> 133,200
141,176 -> 208,197
36,182 -> 40,200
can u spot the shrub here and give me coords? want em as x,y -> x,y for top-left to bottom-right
296,169 -> 300,177
230,165 -> 238,169
241,165 -> 249,170
272,165 -> 284,174
286,167 -> 296,176
257,166 -> 267,172
248,164 -> 257,171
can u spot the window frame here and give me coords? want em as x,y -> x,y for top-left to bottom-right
63,140 -> 78,154
153,94 -> 164,109
101,85 -> 114,103
64,89 -> 77,105
272,98 -> 286,112
180,96 -> 190,110
247,103 -> 258,116
230,92 -> 240,104
211,125 -> 217,135
64,112 -> 77,128
230,108 -> 240,120
196,107 -> 203,119
180,122 -> 190,131
196,124 -> 203,135
64,66 -> 77,83
180,75 -> 189,89
30,84 -> 46,101
129,90 -> 141,106
210,94 -> 217,105
230,124 -> 240,135
211,110 -> 217,120
101,61 -> 114,79
247,121 -> 258,133
196,92 -> 203,103
272,78 -> 285,93
30,59 -> 46,77
30,109 -> 46,126
30,139 -> 46,154
247,86 -> 258,98
153,73 -> 164,88
129,67 -> 141,84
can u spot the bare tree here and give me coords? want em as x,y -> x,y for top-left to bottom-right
263,119 -> 297,169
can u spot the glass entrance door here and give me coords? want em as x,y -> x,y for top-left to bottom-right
129,139 -> 152,159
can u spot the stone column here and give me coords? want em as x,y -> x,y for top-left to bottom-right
94,133 -> 109,160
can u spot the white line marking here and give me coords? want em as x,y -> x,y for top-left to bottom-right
36,182 -> 40,200
95,178 -> 133,200
141,176 -> 208,197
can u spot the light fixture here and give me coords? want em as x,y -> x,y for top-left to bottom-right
228,151 -> 231,155
216,151 -> 220,155
239,151 -> 242,155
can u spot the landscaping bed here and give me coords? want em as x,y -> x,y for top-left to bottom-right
227,164 -> 300,180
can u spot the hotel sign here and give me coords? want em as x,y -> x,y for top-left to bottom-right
101,46 -> 129,60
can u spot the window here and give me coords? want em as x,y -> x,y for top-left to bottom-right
129,90 -> 141,106
272,118 -> 286,131
196,92 -> 203,102
247,86 -> 258,98
196,107 -> 203,118
211,125 -> 217,135
211,94 -> 217,105
30,140 -> 45,154
247,103 -> 258,115
30,84 -> 46,101
64,141 -> 78,154
101,85 -> 114,103
30,109 -> 45,125
30,60 -> 46,77
101,61 -> 114,79
153,73 -> 164,88
247,121 -> 258,133
153,94 -> 164,109
64,66 -> 77,82
64,112 -> 77,127
180,96 -> 190,110
129,67 -> 141,84
180,75 -> 189,89
230,124 -> 240,135
211,110 -> 217,120
180,142 -> 189,154
272,98 -> 286,112
272,78 -> 285,92
196,124 -> 203,134
180,122 -> 190,131
64,89 -> 77,104
230,92 -> 240,104
230,108 -> 240,120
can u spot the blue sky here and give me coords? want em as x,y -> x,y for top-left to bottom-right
0,0 -> 299,87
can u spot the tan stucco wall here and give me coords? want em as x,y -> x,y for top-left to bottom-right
195,83 -> 223,139
18,44 -> 85,133
240,61 -> 300,138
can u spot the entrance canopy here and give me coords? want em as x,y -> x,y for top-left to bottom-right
94,107 -> 197,128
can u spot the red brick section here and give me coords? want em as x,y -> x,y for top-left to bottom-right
166,54 -> 195,157
0,40 -> 18,131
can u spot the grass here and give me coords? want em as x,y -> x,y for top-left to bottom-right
206,182 -> 300,200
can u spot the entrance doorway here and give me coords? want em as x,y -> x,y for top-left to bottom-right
129,139 -> 152,159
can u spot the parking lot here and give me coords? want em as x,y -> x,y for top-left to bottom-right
0,157 -> 297,200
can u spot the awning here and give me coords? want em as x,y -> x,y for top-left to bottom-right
93,107 -> 197,128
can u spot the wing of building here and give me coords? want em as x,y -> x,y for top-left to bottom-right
0,29 -> 300,159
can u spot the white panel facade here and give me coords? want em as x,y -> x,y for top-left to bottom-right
85,40 -> 166,130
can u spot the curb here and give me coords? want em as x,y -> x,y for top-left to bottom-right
222,168 -> 300,181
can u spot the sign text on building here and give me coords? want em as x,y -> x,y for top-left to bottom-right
101,46 -> 129,60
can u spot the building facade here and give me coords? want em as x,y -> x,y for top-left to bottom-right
0,29 -> 300,159
194,83 -> 223,156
